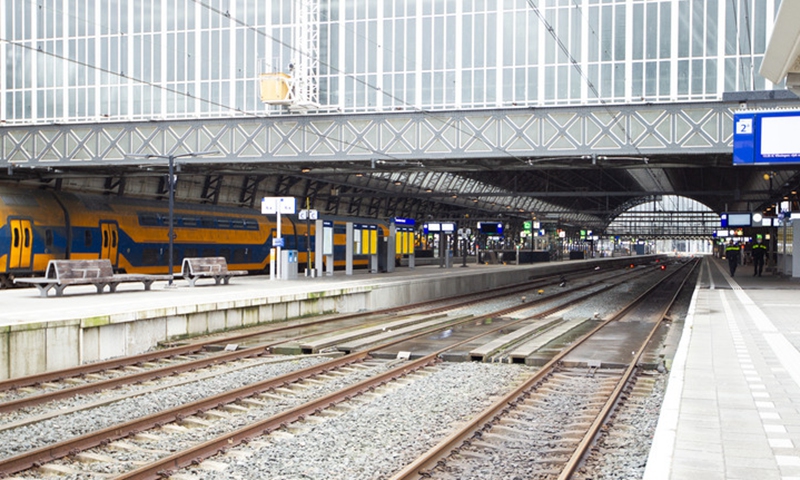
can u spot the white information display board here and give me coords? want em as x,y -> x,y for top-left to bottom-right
323,224 -> 334,255
261,197 -> 296,214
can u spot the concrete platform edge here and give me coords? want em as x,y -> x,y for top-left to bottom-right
643,285 -> 699,480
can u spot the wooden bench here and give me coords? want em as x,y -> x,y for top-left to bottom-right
14,259 -> 170,297
180,257 -> 247,287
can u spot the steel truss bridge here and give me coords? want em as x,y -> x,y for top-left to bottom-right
2,99 -> 798,236
1,102 -> 732,167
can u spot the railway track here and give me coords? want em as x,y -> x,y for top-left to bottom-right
0,263 -> 651,413
0,264 -> 609,399
391,258 -> 697,480
0,259 -> 687,478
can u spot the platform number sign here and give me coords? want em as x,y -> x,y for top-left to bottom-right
736,117 -> 753,134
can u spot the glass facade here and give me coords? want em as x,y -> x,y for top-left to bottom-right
1,0 -> 780,125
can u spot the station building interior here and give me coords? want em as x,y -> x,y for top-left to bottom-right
1,0 -> 799,272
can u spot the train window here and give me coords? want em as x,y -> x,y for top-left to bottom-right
182,217 -> 198,227
111,230 -> 117,248
24,228 -> 30,248
219,248 -> 231,262
201,217 -> 216,228
231,218 -> 245,229
244,219 -> 259,230
12,227 -> 19,247
184,248 -> 198,258
84,230 -> 92,248
217,218 -> 231,229
45,229 -> 53,247
202,248 -> 216,257
233,248 -> 247,263
142,248 -> 159,266
103,230 -> 109,248
139,213 -> 159,226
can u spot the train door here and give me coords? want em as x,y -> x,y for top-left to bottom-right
99,221 -> 119,267
8,218 -> 33,270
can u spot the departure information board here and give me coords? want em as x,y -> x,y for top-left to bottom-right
734,110 -> 800,165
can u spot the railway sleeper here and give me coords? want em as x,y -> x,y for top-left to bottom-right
479,431 -> 534,444
455,449 -> 494,461
133,433 -> 161,442
534,455 -> 572,464
273,387 -> 297,395
564,420 -> 595,430
464,440 -> 501,451
314,409 -> 347,418
267,430 -> 296,441
75,452 -> 117,464
161,424 -> 191,434
502,417 -> 540,429
39,463 -> 81,476
256,392 -> 285,401
196,459 -> 230,472
298,377 -> 326,386
202,409 -> 232,420
483,424 -> 532,438
239,398 -> 268,408
286,424 -> 313,435
181,416 -> 214,428
302,415 -> 328,425
221,404 -> 249,414
109,440 -> 171,455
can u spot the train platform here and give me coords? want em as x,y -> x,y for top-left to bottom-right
645,256 -> 800,480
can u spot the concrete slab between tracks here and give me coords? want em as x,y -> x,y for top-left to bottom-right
646,256 -> 800,480
0,255 -> 659,381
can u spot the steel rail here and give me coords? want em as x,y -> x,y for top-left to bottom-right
389,259 -> 696,480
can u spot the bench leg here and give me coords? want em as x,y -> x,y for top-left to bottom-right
214,276 -> 223,285
107,283 -> 119,293
55,285 -> 67,297
142,280 -> 154,291
223,276 -> 231,285
35,284 -> 54,297
187,276 -> 198,288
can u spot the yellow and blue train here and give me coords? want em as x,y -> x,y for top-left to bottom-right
0,185 -> 387,286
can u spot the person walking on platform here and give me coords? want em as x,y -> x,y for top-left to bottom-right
752,236 -> 767,277
725,240 -> 740,277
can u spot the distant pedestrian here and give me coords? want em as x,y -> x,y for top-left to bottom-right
752,237 -> 767,277
725,240 -> 740,277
